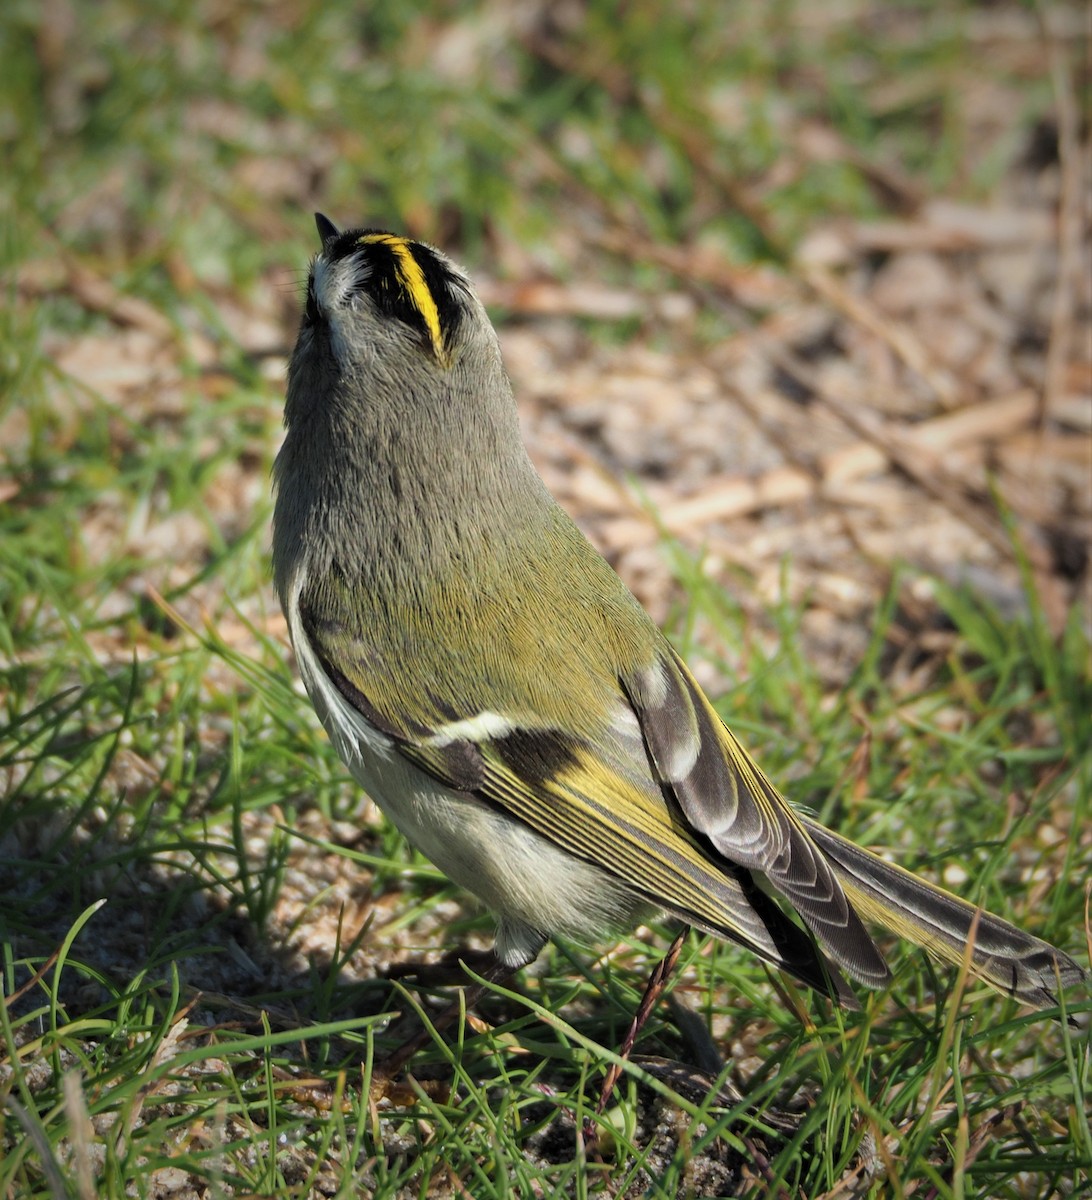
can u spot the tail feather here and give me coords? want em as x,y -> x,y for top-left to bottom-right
804,819 -> 1086,1010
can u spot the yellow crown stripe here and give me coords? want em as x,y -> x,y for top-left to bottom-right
358,233 -> 446,361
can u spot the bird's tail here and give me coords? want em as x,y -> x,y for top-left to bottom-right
803,818 -> 1086,1010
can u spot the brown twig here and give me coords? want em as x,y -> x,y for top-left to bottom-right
800,264 -> 961,409
583,926 -> 689,1148
602,390 -> 1039,544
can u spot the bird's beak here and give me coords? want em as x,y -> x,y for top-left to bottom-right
315,212 -> 340,246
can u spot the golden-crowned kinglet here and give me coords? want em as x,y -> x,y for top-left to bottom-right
272,215 -> 1083,1010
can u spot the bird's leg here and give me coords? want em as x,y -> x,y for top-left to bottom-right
373,927 -> 691,1130
584,925 -> 689,1146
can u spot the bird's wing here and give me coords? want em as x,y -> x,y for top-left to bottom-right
415,721 -> 853,994
297,582 -> 1083,1012
621,646 -> 890,988
622,645 -> 1082,1010
304,610 -> 873,999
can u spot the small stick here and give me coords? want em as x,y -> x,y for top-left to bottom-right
584,926 -> 689,1146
